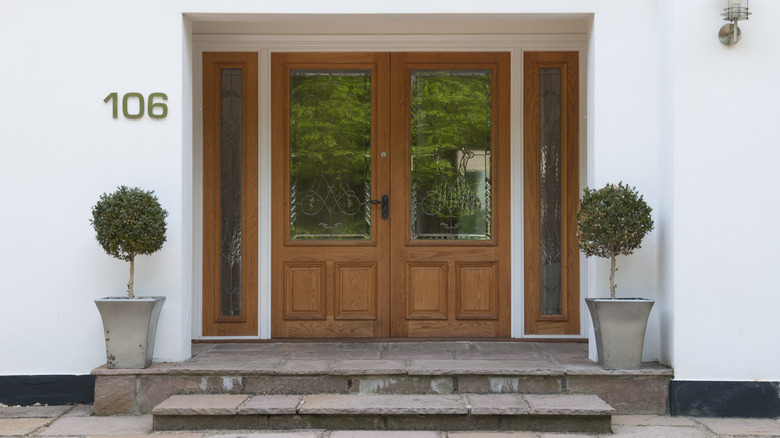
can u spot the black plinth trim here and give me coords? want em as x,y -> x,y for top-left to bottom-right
670,380 -> 780,418
0,375 -> 95,406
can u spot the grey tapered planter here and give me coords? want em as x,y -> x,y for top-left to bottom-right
95,296 -> 165,369
586,298 -> 654,369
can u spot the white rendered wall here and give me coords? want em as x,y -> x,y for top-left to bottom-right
0,1 -> 191,374
15,0 -> 780,381
670,0 -> 780,382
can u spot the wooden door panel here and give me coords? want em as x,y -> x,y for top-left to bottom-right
202,52 -> 258,337
523,52 -> 580,335
389,52 -> 511,338
406,262 -> 448,320
283,262 -> 327,320
455,263 -> 498,320
271,52 -> 390,338
334,263 -> 377,320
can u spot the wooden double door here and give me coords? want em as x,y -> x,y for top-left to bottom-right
271,52 -> 511,338
202,50 -> 580,339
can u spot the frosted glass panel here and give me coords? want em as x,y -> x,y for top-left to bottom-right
289,70 -> 373,240
540,68 -> 562,316
220,68 -> 242,317
410,69 -> 493,240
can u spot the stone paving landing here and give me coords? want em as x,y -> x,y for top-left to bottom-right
91,341 -> 673,416
1,404 -> 780,437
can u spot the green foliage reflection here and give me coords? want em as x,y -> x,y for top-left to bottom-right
411,70 -> 493,240
289,70 -> 372,240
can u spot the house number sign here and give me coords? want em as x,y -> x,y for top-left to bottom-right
104,92 -> 168,119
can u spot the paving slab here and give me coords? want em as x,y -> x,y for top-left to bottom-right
65,404 -> 94,417
173,358 -> 283,373
191,342 -> 216,355
465,394 -> 529,415
207,343 -> 280,353
290,350 -> 381,360
563,361 -> 673,376
384,350 -> 456,360
408,360 -> 564,376
455,351 -> 548,360
449,433 -> 535,437
0,418 -> 51,435
89,434 -> 204,438
386,342 -> 471,352
331,432 -> 440,438
329,360 -> 408,375
209,434 -> 323,438
36,415 -> 153,436
239,395 -> 304,415
696,417 -> 780,436
299,394 -> 468,415
340,342 -> 383,352
448,433 -> 535,438
525,394 -> 615,415
539,434 -> 598,438
152,394 -> 249,416
91,362 -> 176,376
613,415 -> 700,427
273,360 -> 333,375
0,405 -> 71,418
610,425 -> 715,437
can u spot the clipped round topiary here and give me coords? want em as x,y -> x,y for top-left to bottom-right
91,186 -> 168,298
577,182 -> 654,299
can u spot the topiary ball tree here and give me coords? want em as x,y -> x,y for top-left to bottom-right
91,186 -> 168,299
576,182 -> 654,299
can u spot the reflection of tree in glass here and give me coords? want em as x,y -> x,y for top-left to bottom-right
411,70 -> 493,240
289,71 -> 373,240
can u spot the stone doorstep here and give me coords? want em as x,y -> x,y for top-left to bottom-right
151,393 -> 614,434
152,393 -> 615,417
94,371 -> 670,416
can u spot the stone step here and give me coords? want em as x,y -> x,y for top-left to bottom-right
152,393 -> 614,433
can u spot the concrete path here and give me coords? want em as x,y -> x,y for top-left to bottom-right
1,404 -> 779,437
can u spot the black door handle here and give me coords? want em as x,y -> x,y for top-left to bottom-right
369,195 -> 389,220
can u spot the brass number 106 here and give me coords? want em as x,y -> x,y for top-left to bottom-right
104,92 -> 168,119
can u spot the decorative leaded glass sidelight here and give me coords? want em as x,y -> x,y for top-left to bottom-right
540,68 -> 562,316
410,69 -> 493,240
289,70 -> 373,240
220,68 -> 242,317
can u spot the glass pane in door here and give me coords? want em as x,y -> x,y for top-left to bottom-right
289,70 -> 373,240
540,67 -> 562,316
220,68 -> 242,316
410,69 -> 493,240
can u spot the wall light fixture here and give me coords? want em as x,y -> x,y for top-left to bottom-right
720,0 -> 751,46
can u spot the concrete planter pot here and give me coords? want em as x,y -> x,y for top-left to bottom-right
585,298 -> 654,369
95,296 -> 165,369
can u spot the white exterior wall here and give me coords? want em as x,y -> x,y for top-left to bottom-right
1,0 -> 778,383
0,1 -> 191,374
670,0 -> 780,382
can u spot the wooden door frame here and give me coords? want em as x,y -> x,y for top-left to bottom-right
389,52 -> 512,338
202,51 -> 259,336
523,51 -> 580,335
193,37 -> 588,340
270,52 -> 391,338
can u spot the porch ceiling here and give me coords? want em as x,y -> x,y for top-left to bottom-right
188,13 -> 591,35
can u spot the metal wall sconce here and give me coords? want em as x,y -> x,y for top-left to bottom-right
720,0 -> 751,46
